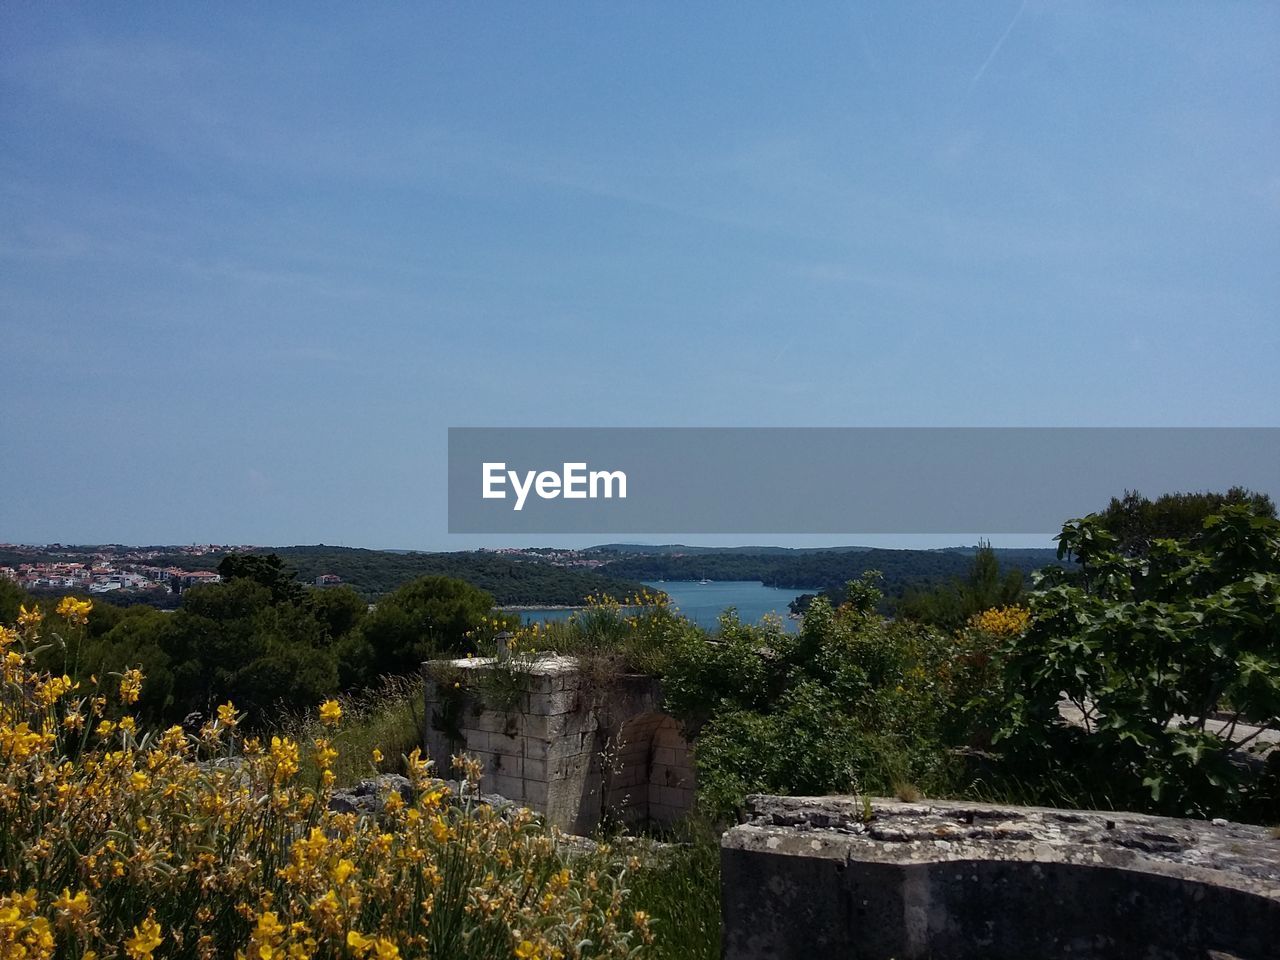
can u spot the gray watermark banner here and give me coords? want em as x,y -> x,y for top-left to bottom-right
447,428 -> 1280,534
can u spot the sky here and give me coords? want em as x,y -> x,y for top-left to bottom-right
2,2 -> 1277,550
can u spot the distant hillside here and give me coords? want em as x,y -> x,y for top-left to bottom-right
160,546 -> 647,606
599,547 -> 1066,599
587,543 -> 876,556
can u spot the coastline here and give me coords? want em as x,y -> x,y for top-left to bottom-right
495,604 -> 587,612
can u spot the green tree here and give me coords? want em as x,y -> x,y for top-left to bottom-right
998,506 -> 1280,819
117,579 -> 341,726
305,585 -> 369,642
1098,487 -> 1274,558
896,541 -> 1024,629
83,607 -> 176,724
0,577 -> 27,624
217,552 -> 304,604
358,575 -> 495,678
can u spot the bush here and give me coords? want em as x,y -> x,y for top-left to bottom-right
0,601 -> 651,959
357,576 -> 497,679
663,575 -> 959,820
997,506 -> 1280,820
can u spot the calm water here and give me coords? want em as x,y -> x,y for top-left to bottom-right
519,580 -> 815,633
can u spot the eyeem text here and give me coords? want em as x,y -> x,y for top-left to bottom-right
482,462 -> 627,511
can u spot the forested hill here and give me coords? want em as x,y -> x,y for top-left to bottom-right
587,543 -> 875,556
599,547 -> 1065,598
143,546 -> 648,606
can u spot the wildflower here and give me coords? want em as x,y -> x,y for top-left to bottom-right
124,916 -> 164,958
52,887 -> 91,921
35,674 -> 75,706
217,701 -> 240,728
17,603 -> 42,630
318,699 -> 342,727
119,668 -> 144,705
269,736 -> 300,784
371,748 -> 383,766
56,595 -> 93,625
313,738 -> 338,770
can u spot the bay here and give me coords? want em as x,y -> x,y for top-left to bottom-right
517,580 -> 814,633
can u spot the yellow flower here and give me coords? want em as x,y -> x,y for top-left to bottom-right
17,603 -> 42,629
968,605 -> 1030,637
313,738 -> 338,770
119,668 -> 144,705
318,699 -> 342,727
269,736 -> 300,784
56,595 -> 93,625
52,887 -> 90,920
217,701 -> 240,727
35,674 -> 75,706
124,916 -> 164,958
371,748 -> 383,766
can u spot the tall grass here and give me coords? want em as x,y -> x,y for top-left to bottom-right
277,673 -> 425,787
624,829 -> 721,960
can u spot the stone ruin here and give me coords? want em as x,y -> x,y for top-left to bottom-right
722,795 -> 1280,960
420,654 -> 695,833
414,656 -> 1279,956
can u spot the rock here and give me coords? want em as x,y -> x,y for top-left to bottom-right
328,774 -> 413,815
327,774 -> 517,817
722,796 -> 1280,960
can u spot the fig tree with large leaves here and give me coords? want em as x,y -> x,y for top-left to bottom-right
999,503 -> 1280,820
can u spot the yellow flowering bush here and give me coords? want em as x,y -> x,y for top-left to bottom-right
1,603 -> 649,959
967,605 -> 1030,638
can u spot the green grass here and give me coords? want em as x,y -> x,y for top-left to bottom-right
281,673 -> 425,787
626,827 -> 722,960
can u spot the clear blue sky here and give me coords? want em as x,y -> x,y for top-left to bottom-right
2,3 -> 1277,549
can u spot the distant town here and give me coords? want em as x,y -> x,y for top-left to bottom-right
0,543 -> 244,596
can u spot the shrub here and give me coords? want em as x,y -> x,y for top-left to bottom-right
357,576 -> 498,679
997,506 -> 1280,820
663,575 -> 959,820
0,601 -> 651,959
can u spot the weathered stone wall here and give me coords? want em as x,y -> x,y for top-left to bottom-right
421,655 -> 694,833
722,795 -> 1280,960
648,715 -> 696,824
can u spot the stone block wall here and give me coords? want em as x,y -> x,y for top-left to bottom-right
647,716 -> 696,824
721,795 -> 1280,960
422,655 -> 695,834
